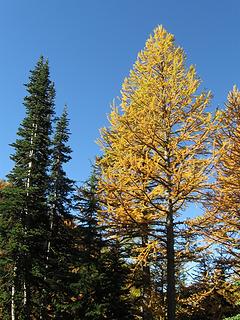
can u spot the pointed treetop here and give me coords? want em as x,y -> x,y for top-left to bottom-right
56,105 -> 70,132
227,85 -> 240,105
62,104 -> 69,119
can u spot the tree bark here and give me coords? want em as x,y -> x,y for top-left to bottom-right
166,205 -> 176,320
23,121 -> 37,318
142,227 -> 154,320
142,264 -> 153,320
11,266 -> 17,320
23,279 -> 30,320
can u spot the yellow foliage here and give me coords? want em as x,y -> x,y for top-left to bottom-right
0,180 -> 9,190
198,86 -> 240,258
97,26 -> 215,317
98,25 -> 214,228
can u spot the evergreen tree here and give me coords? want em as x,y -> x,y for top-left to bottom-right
0,57 -> 55,319
74,173 -> 106,319
45,107 -> 77,318
101,238 -> 135,320
74,172 -> 134,319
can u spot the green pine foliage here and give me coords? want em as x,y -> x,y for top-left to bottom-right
0,185 -> 26,319
224,316 -> 240,320
0,57 -> 55,319
0,58 -> 136,319
44,107 -> 77,318
73,173 -> 107,319
100,239 -> 135,320
74,173 -> 134,319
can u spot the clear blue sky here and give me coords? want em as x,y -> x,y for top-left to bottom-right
0,0 -> 239,184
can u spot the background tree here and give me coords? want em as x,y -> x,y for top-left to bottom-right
43,107 -> 77,318
74,172 -> 134,319
98,26 -> 214,320
193,86 -> 240,260
178,253 -> 240,320
0,180 -> 8,191
188,86 -> 240,319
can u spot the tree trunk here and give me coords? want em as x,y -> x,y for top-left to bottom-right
39,203 -> 55,320
142,264 -> 153,320
142,227 -> 153,320
23,279 -> 30,320
166,206 -> 176,320
23,121 -> 37,318
11,266 -> 17,320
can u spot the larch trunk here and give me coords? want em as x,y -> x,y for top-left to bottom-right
166,207 -> 176,320
142,228 -> 154,320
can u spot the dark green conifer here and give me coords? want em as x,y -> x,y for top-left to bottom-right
45,107 -> 77,318
73,173 -> 105,319
74,172 -> 134,319
0,57 -> 55,319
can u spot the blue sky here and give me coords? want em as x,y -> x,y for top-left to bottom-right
0,0 -> 240,184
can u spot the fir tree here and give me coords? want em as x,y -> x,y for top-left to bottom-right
75,172 -> 134,319
100,238 -> 135,320
45,107 -> 77,318
74,173 -> 106,319
0,57 -> 55,319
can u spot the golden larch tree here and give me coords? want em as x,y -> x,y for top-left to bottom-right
195,87 -> 240,260
98,26 -> 213,320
